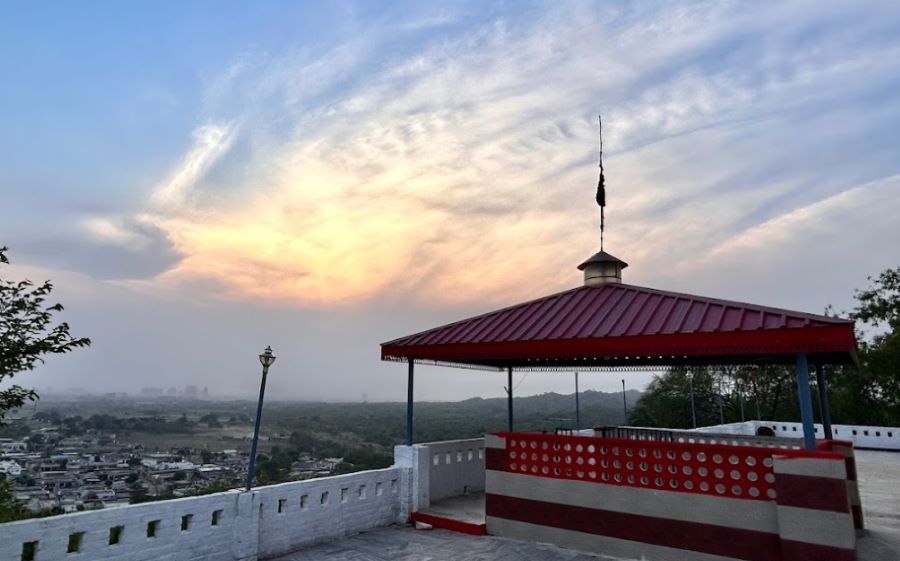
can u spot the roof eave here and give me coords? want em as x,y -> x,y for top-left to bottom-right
381,323 -> 859,369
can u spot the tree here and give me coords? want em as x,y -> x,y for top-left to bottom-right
200,449 -> 215,464
0,246 -> 91,424
628,367 -> 720,429
831,267 -> 900,425
0,476 -> 28,523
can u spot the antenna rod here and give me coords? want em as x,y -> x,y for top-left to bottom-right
596,115 -> 606,250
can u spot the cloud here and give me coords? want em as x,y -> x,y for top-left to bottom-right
148,123 -> 237,211
16,217 -> 182,280
7,0 -> 900,401
67,1 -> 900,315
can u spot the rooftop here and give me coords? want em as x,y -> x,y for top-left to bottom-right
382,282 -> 858,369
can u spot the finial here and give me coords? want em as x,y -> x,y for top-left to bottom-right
596,115 -> 606,250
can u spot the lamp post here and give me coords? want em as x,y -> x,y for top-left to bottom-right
574,372 -> 581,431
246,346 -> 276,492
688,373 -> 697,429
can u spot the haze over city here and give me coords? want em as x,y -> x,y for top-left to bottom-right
3,1 -> 900,400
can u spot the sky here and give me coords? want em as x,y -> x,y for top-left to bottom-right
2,1 -> 900,402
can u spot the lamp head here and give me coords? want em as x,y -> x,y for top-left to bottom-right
259,346 -> 276,368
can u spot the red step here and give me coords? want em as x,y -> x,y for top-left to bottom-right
410,511 -> 487,536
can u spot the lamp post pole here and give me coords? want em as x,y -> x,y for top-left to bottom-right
621,379 -> 627,424
246,346 -> 276,492
574,372 -> 581,431
688,373 -> 697,429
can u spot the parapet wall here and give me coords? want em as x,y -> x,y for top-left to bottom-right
255,468 -> 401,559
423,438 -> 485,502
0,467 -> 403,561
393,437 -> 485,512
485,432 -> 856,561
694,420 -> 900,451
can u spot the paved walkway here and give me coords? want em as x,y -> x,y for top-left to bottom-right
270,525 -> 615,561
856,450 -> 900,561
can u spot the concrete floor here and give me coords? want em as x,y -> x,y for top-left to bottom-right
270,525 -> 613,561
270,450 -> 900,561
856,450 -> 900,561
417,493 -> 485,525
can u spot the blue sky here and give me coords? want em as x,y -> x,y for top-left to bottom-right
2,1 -> 900,401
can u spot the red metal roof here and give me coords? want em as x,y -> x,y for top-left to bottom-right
381,283 -> 858,369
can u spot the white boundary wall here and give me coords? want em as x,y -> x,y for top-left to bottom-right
392,438 -> 485,512
423,438 -> 485,502
0,467 -> 403,561
693,420 -> 900,450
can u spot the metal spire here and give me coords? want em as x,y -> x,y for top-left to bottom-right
595,115 -> 606,250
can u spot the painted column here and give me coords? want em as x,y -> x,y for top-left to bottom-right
406,359 -> 414,446
795,353 -> 816,450
815,364 -> 835,440
507,367 -> 514,432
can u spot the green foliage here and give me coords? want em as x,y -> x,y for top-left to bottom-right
854,268 -> 900,334
0,246 -> 91,425
628,365 -> 801,429
0,476 -> 28,523
199,413 -> 222,428
0,475 -> 64,522
254,446 -> 296,485
837,267 -> 900,425
56,413 -> 195,435
128,481 -> 150,504
0,420 -> 30,439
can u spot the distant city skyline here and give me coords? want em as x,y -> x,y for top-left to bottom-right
3,1 -> 900,401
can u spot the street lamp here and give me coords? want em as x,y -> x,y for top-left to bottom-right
246,346 -> 276,491
688,372 -> 697,428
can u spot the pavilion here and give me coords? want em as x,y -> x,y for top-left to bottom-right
381,249 -> 858,450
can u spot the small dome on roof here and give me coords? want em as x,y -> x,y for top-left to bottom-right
578,250 -> 628,286
577,250 -> 628,271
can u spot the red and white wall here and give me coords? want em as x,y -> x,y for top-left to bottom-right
485,432 -> 857,561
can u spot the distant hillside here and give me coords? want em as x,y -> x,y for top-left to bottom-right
258,389 -> 643,446
13,389 -> 642,452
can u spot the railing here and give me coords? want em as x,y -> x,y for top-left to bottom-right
695,420 -> 900,451
594,426 -> 676,442
595,425 -> 804,450
503,431 -> 829,501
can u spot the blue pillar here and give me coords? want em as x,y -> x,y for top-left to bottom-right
795,353 -> 816,450
405,359 -> 414,446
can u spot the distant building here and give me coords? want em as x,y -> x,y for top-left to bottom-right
183,385 -> 199,399
0,460 -> 23,476
140,387 -> 164,398
1,440 -> 27,453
